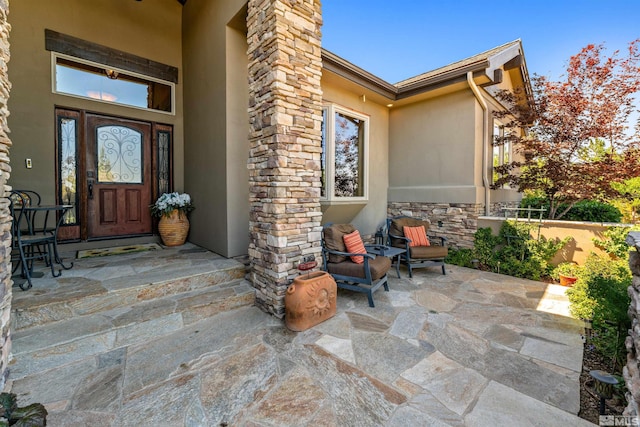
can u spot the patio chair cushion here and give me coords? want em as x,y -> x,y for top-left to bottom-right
324,223 -> 356,263
326,255 -> 392,280
343,230 -> 366,264
403,225 -> 430,247
389,217 -> 430,248
409,245 -> 448,260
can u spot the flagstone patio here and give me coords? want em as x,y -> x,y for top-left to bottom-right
6,245 -> 592,426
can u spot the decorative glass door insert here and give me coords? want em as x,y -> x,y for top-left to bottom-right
96,126 -> 143,183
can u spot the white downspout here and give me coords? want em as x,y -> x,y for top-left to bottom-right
467,71 -> 491,216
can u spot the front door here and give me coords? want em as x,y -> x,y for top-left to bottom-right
86,114 -> 152,238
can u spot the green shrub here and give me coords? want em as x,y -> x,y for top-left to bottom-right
445,221 -> 568,281
520,196 -> 622,222
593,225 -> 640,259
473,227 -> 501,270
566,255 -> 631,321
566,278 -> 596,320
563,200 -> 622,223
519,195 -> 549,213
567,227 -> 636,371
567,253 -> 631,371
445,248 -> 474,268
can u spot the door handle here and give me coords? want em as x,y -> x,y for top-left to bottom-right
88,180 -> 94,199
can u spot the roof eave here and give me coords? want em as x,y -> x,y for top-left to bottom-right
321,49 -> 397,100
321,42 -> 534,107
395,60 -> 489,99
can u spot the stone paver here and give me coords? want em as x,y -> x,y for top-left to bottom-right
465,381 -> 593,426
7,257 -> 588,426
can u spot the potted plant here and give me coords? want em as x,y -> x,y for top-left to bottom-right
150,192 -> 195,246
552,262 -> 581,287
0,392 -> 47,426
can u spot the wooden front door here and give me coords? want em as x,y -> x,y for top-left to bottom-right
86,114 -> 152,238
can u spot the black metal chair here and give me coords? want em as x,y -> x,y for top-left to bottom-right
387,215 -> 448,277
321,223 -> 391,307
9,191 -> 61,290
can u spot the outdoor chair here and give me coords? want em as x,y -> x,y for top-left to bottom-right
387,215 -> 448,277
9,190 -> 61,290
11,190 -> 49,234
321,223 -> 392,307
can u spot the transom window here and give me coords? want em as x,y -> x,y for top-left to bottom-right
321,105 -> 369,200
53,54 -> 175,114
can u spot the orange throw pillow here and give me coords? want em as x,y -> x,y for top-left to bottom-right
343,230 -> 366,264
403,225 -> 430,247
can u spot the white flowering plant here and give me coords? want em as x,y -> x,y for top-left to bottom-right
150,192 -> 195,218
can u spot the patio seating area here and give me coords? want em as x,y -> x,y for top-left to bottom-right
6,243 -> 592,426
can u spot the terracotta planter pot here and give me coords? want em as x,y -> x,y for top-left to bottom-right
158,209 -> 189,246
559,274 -> 578,287
285,271 -> 337,331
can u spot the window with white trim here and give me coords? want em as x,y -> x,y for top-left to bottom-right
321,105 -> 369,200
492,120 -> 511,188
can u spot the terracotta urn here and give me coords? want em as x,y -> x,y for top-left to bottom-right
158,209 -> 189,246
285,271 -> 337,332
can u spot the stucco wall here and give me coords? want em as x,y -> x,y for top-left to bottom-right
320,75 -> 390,237
182,0 -> 249,258
388,89 -> 482,204
8,0 -> 184,203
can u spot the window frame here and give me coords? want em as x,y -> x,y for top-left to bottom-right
321,104 -> 370,202
492,119 -> 512,189
51,53 -> 176,115
56,111 -> 79,225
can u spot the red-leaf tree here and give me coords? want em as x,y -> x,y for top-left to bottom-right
493,40 -> 640,219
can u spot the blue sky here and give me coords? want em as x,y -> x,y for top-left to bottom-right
322,0 -> 640,84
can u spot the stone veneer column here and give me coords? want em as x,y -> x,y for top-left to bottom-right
246,0 -> 323,317
0,0 -> 11,390
624,232 -> 640,417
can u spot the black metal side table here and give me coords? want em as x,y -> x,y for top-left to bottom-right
365,245 -> 406,278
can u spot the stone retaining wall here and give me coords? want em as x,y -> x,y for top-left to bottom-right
246,0 -> 323,318
624,232 -> 640,417
0,0 -> 10,391
388,202 -> 483,249
387,201 -> 521,249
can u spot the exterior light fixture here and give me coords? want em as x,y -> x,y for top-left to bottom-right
105,69 -> 119,79
583,318 -> 593,343
589,370 -> 618,415
386,103 -> 393,108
